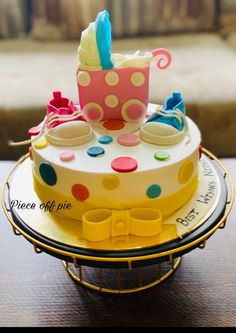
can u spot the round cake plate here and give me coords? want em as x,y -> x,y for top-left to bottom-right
2,149 -> 234,293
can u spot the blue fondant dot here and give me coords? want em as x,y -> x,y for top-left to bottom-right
147,184 -> 162,199
87,146 -> 105,157
39,162 -> 57,186
98,136 -> 113,145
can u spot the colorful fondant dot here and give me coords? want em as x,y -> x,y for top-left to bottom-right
98,136 -> 113,145
105,94 -> 119,108
72,184 -> 89,201
34,138 -> 48,149
105,71 -> 119,86
117,133 -> 141,147
77,71 -> 91,87
111,157 -> 138,173
83,103 -> 104,121
103,175 -> 120,190
28,126 -> 41,136
87,146 -> 105,157
126,104 -> 144,120
130,72 -> 145,87
86,108 -> 102,121
154,151 -> 170,161
146,184 -> 162,199
103,120 -> 125,131
121,100 -> 146,122
39,162 -> 57,186
60,151 -> 75,162
29,147 -> 33,161
178,160 -> 194,184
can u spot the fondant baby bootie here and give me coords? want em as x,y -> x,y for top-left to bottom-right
9,91 -> 90,147
47,91 -> 80,128
46,121 -> 94,146
140,92 -> 188,145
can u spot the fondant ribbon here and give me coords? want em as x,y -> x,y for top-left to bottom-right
82,208 -> 162,242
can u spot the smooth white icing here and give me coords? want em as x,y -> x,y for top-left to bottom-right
32,104 -> 201,203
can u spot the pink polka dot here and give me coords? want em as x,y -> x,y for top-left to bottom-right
87,108 -> 102,121
126,105 -> 144,120
72,184 -> 90,201
117,133 -> 141,147
111,157 -> 138,173
60,151 -> 75,162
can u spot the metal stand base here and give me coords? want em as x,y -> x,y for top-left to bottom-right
2,149 -> 234,294
62,257 -> 182,294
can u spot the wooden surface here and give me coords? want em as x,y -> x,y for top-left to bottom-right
0,159 -> 236,327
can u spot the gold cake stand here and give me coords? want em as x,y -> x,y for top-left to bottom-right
1,149 -> 234,294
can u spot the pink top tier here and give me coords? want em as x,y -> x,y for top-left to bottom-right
77,65 -> 150,122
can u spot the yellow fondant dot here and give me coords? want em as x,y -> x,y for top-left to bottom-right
34,138 -> 48,149
130,72 -> 145,87
103,175 -> 120,190
105,71 -> 119,86
77,71 -> 91,87
105,94 -> 119,108
178,160 -> 195,184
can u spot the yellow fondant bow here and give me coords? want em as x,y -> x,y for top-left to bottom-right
82,208 -> 162,242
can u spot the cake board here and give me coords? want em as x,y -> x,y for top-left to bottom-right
1,149 -> 234,294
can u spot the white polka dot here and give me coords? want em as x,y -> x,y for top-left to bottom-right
105,71 -> 119,86
130,72 -> 145,87
77,71 -> 91,87
105,95 -> 119,108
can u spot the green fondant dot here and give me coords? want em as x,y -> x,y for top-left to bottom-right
155,151 -> 170,161
147,184 -> 162,199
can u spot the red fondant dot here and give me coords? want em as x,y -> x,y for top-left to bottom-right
28,126 -> 41,136
111,157 -> 138,173
103,119 -> 125,131
72,184 -> 90,201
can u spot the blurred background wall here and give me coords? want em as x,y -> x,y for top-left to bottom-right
2,0 -> 236,160
0,0 -> 221,40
